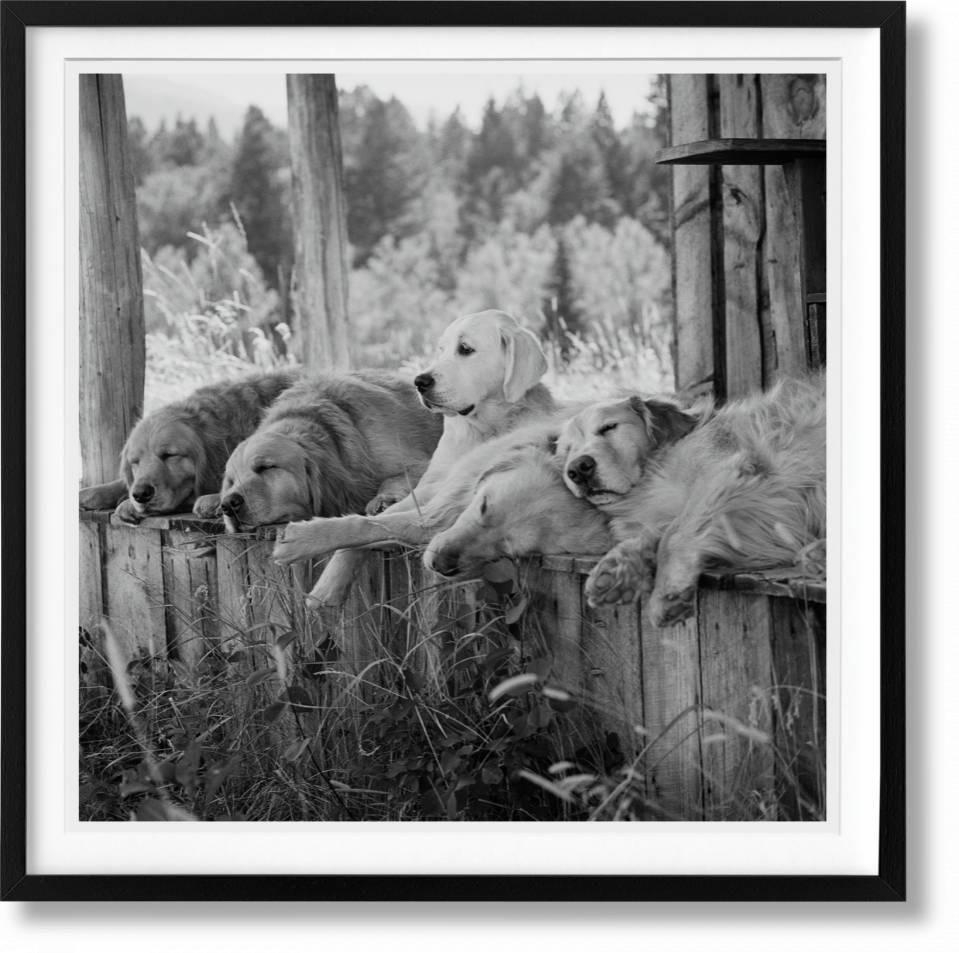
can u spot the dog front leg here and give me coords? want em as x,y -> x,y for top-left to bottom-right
646,528 -> 703,627
306,549 -> 367,608
79,479 -> 127,511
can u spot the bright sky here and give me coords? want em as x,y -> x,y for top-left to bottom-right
123,73 -> 657,136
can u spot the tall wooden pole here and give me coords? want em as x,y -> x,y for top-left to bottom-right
79,74 -> 145,484
286,74 -> 352,371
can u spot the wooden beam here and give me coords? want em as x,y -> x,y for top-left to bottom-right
286,74 -> 352,371
657,138 -> 826,165
79,74 -> 144,486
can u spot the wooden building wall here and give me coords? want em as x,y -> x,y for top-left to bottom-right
666,74 -> 827,400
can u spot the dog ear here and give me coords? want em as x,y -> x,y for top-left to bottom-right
501,323 -> 548,403
629,397 -> 700,447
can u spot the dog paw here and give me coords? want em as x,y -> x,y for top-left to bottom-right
112,499 -> 143,525
647,585 -> 697,628
364,492 -> 398,516
272,521 -> 321,565
586,548 -> 649,607
79,484 -> 120,511
192,493 -> 222,519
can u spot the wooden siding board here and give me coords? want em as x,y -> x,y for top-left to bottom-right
770,599 -> 827,820
668,74 -> 715,395
79,520 -> 103,634
698,590 -> 776,820
718,75 -> 765,398
639,602 -> 704,818
102,523 -> 166,657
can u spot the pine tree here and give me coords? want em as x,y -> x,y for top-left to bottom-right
230,105 -> 293,287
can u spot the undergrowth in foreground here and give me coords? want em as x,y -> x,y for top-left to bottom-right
79,552 -> 824,823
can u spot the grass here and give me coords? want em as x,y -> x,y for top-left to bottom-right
79,537 -> 825,823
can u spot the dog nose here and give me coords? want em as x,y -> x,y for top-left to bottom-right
566,455 -> 596,485
131,484 -> 154,504
414,372 -> 434,393
220,492 -> 243,514
429,547 -> 459,577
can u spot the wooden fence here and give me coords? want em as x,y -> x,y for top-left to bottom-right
80,511 -> 825,821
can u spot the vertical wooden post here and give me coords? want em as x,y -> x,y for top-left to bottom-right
286,74 -> 352,371
717,75 -> 765,397
667,75 -> 716,398
79,74 -> 144,485
759,75 -> 827,380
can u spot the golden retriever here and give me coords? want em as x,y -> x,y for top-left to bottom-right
218,371 -> 442,531
293,310 -> 557,604
78,371 -> 300,523
557,376 -> 826,626
273,417 -> 577,600
422,445 -> 612,580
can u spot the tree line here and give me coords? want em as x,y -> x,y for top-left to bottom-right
131,80 -> 674,385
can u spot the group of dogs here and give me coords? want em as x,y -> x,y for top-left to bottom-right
79,310 -> 826,628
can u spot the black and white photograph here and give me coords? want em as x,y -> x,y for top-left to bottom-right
3,0 -> 915,914
77,69 -> 828,826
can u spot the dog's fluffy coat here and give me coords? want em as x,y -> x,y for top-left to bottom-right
558,376 -> 826,626
219,370 -> 442,530
78,370 -> 300,522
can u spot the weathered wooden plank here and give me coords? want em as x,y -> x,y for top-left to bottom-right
769,599 -> 827,820
79,75 -> 144,487
102,523 -> 166,657
718,75 -> 765,398
762,162 -> 808,379
658,137 -> 825,165
667,74 -> 715,396
581,598 -> 644,764
161,527 -> 220,667
639,603 -> 703,818
759,75 -> 827,140
79,520 -> 103,634
698,590 -> 776,820
759,75 -> 826,381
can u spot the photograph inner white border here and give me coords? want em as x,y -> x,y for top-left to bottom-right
26,24 -> 879,875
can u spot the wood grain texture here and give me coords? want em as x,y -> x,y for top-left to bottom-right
698,590 -> 775,820
759,75 -> 827,140
286,74 -> 351,372
769,599 -> 826,820
640,603 -> 703,818
102,523 -> 165,656
667,75 -> 715,395
161,528 -> 219,667
79,521 -> 103,634
79,75 -> 144,486
718,75 -> 765,397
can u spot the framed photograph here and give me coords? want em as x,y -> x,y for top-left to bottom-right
1,2 -> 905,901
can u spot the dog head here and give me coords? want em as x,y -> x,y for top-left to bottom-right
423,449 -> 611,579
558,396 -> 700,505
413,310 -> 547,416
120,413 -> 206,516
219,421 -> 371,531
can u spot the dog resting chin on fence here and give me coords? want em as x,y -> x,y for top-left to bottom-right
421,445 -> 613,580
216,370 -> 442,532
78,370 -> 301,523
557,375 -> 827,628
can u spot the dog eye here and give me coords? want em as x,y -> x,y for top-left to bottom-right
479,495 -> 488,516
598,423 -> 619,436
160,452 -> 179,461
457,343 -> 475,356
254,464 -> 275,474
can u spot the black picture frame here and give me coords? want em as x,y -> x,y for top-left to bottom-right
0,1 -> 906,902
